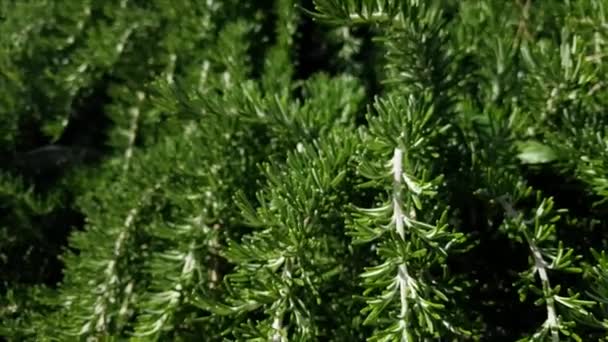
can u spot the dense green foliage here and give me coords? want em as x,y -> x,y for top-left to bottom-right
2,0 -> 608,340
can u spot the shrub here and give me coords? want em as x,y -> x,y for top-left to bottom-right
2,0 -> 608,340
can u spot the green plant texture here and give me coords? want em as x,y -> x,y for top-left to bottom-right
2,0 -> 608,341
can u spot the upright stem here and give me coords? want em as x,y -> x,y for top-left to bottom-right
392,148 -> 411,342
530,240 -> 559,342
208,223 -> 221,289
88,179 -> 165,334
392,148 -> 406,240
497,196 -> 559,341
122,91 -> 144,173
272,258 -> 291,342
